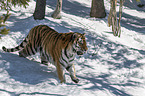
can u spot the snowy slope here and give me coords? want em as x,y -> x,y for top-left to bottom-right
0,0 -> 145,96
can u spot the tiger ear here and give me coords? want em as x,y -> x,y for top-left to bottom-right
71,33 -> 78,42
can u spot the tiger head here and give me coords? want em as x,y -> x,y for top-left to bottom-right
72,32 -> 88,55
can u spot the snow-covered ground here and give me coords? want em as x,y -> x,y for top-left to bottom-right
0,0 -> 145,95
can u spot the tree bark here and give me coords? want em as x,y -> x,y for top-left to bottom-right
33,0 -> 46,20
90,0 -> 106,18
108,0 -> 124,37
51,0 -> 62,19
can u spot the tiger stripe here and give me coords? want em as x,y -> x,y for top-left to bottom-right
2,25 -> 88,83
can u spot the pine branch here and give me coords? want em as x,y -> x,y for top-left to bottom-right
0,28 -> 9,35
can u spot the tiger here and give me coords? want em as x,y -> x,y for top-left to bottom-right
2,25 -> 88,83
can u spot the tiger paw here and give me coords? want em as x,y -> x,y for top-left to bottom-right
19,52 -> 25,58
60,79 -> 66,84
72,78 -> 79,83
41,61 -> 48,65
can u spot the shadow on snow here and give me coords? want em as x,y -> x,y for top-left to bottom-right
2,13 -> 145,96
46,0 -> 90,18
0,88 -> 64,96
78,74 -> 133,96
0,52 -> 57,85
1,0 -> 145,95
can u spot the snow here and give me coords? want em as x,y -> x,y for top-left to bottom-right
0,0 -> 145,96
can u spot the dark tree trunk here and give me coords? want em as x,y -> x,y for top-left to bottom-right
33,0 -> 46,20
90,0 -> 106,18
51,0 -> 62,19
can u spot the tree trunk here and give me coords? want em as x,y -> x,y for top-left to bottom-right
108,0 -> 124,37
33,0 -> 46,20
51,0 -> 62,19
90,0 -> 106,18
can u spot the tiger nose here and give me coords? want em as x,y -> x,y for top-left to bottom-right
84,48 -> 87,51
84,47 -> 88,51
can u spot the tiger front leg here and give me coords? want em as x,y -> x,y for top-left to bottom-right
67,64 -> 79,83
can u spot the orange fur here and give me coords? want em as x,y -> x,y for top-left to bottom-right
2,25 -> 88,83
27,25 -> 81,82
23,25 -> 87,83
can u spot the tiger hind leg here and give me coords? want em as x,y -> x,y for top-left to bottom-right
41,56 -> 48,65
56,63 -> 66,83
19,51 -> 26,57
40,51 -> 49,65
19,43 -> 36,58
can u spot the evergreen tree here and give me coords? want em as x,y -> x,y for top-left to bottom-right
0,0 -> 30,38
